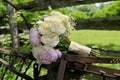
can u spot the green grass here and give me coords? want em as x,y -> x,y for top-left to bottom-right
70,30 -> 120,80
70,30 -> 120,50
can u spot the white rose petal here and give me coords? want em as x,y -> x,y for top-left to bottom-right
32,45 -> 42,62
44,16 -> 66,35
41,34 -> 59,47
50,21 -> 66,35
38,22 -> 52,35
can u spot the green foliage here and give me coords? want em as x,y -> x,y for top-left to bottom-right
92,11 -> 106,18
2,34 -> 12,49
14,0 -> 33,4
18,42 -> 32,53
0,33 -> 32,53
77,4 -> 100,16
103,1 -> 120,16
92,1 -> 120,18
57,7 -> 89,18
18,34 -> 32,53
0,0 -> 6,15
94,63 -> 120,70
0,0 -> 8,26
57,35 -> 71,51
83,73 -> 115,80
98,3 -> 109,9
0,54 -> 35,80
70,10 -> 89,18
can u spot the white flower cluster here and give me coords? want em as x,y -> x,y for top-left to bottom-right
29,11 -> 75,64
37,11 -> 75,47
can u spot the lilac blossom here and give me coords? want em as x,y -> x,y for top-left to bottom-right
55,49 -> 62,58
40,49 -> 62,65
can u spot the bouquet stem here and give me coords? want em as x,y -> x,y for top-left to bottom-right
69,41 -> 91,56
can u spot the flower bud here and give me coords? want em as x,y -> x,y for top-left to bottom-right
29,27 -> 41,47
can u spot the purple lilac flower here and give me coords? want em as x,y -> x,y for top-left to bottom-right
55,49 -> 62,58
29,27 -> 41,47
40,49 -> 62,65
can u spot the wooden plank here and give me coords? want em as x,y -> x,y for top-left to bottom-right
7,0 -> 19,49
0,48 -> 35,60
0,16 -> 120,34
72,63 -> 120,77
19,16 -> 120,30
15,0 -> 114,11
76,16 -> 120,30
16,16 -> 120,30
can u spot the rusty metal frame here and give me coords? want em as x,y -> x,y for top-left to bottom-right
57,54 -> 120,80
1,48 -> 120,80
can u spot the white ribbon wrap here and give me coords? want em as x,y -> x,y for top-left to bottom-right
69,41 -> 91,56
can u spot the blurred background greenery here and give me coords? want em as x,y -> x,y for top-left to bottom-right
0,0 -> 120,80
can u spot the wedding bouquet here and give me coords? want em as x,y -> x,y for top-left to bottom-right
29,11 -> 94,65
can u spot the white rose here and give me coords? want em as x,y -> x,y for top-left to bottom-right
41,33 -> 59,47
44,16 -> 66,35
38,22 -> 52,35
50,20 -> 66,35
32,45 -> 42,62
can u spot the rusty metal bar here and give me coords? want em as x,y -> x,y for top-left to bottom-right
69,63 -> 120,78
34,63 -> 39,79
65,54 -> 120,63
0,48 -> 35,60
57,57 -> 68,80
57,54 -> 120,80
